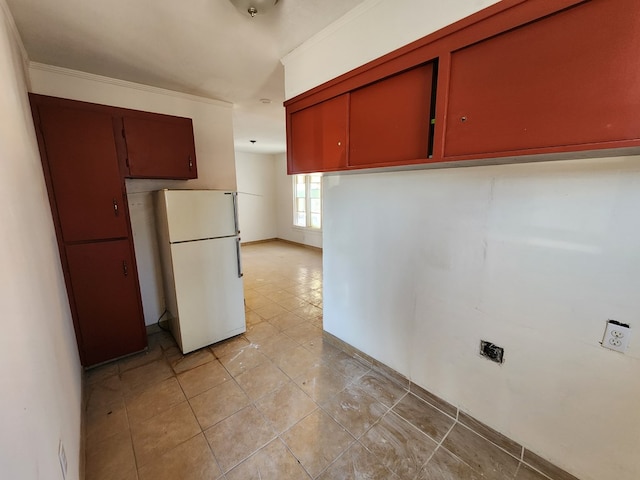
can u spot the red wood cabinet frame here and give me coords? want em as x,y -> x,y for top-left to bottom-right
37,104 -> 129,243
349,62 -> 435,167
29,94 -> 198,365
66,240 -> 147,366
123,115 -> 197,179
288,94 -> 349,173
444,0 -> 640,159
285,0 -> 640,174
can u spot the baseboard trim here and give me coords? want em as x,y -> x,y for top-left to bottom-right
322,330 -> 580,480
275,238 -> 322,252
241,237 -> 322,252
240,238 -> 278,246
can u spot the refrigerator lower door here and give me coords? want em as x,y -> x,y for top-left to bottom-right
169,236 -> 246,353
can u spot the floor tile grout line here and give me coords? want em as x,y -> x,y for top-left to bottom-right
121,382 -> 142,474
276,436 -> 315,480
438,416 -> 558,480
87,243 -> 326,479
402,389 -> 458,424
515,458 -> 558,480
311,434 -> 360,480
321,331 -> 530,479
218,433 -> 279,476
419,419 -> 460,473
453,420 -> 528,469
514,462 -> 524,479
276,404 -> 357,480
326,333 -> 568,480
145,342 -> 224,477
239,330 -> 363,479
235,357 -> 322,480
198,286 -> 325,476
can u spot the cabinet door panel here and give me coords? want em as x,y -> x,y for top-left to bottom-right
66,240 -> 146,366
288,94 -> 348,173
349,63 -> 434,166
39,106 -> 128,242
445,0 -> 640,157
124,116 -> 197,179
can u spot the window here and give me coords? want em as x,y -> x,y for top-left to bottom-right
293,174 -> 322,229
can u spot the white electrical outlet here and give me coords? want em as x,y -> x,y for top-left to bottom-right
601,320 -> 631,353
58,440 -> 67,479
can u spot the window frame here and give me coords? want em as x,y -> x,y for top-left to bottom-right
292,173 -> 322,230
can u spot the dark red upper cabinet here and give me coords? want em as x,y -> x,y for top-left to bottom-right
123,114 -> 197,179
444,0 -> 640,158
349,62 -> 435,167
287,94 -> 349,174
285,0 -> 640,173
38,104 -> 129,243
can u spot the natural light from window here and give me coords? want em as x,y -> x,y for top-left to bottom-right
293,174 -> 322,229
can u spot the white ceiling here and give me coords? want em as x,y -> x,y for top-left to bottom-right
7,0 -> 367,154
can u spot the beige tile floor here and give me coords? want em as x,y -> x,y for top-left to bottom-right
84,240 -> 557,480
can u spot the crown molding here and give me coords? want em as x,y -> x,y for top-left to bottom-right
28,62 -> 233,109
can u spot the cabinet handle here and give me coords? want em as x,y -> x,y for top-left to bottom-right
122,260 -> 129,277
188,155 -> 193,171
113,199 -> 119,216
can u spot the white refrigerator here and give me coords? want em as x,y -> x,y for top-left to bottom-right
155,189 -> 246,354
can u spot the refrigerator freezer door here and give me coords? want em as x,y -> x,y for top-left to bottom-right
160,190 -> 238,242
170,236 -> 245,353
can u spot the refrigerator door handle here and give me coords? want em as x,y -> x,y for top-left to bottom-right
235,237 -> 244,278
232,192 -> 240,235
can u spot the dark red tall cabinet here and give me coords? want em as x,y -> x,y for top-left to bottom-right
30,94 -> 198,366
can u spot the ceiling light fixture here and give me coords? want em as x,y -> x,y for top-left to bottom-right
229,0 -> 280,18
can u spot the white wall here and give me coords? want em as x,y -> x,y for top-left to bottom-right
29,64 -> 238,325
324,159 -> 640,480
282,0 -> 500,99
235,152 -> 324,249
235,151 -> 278,243
284,1 -> 640,479
275,154 -> 322,249
0,2 -> 82,479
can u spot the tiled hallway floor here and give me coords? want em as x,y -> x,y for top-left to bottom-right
84,240 -> 556,480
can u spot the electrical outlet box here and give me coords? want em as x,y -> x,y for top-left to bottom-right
480,340 -> 504,364
601,320 -> 631,353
